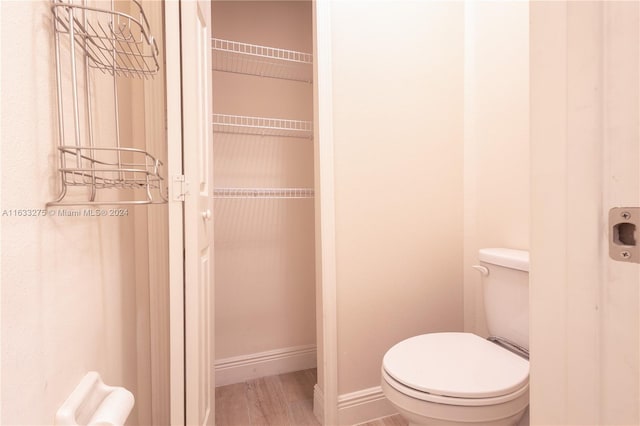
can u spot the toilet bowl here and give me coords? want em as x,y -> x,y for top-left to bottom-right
381,249 -> 530,426
382,332 -> 529,426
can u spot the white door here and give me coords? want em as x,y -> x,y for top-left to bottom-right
181,0 -> 214,424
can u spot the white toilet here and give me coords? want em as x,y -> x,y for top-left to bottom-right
381,248 -> 530,426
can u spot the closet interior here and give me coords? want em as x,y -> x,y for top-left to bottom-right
211,1 -> 316,387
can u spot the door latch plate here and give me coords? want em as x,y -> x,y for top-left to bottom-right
609,207 -> 639,264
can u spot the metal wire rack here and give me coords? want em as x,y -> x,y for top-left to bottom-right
51,0 -> 159,78
48,0 -> 166,206
213,114 -> 313,139
213,188 -> 315,199
212,38 -> 313,82
55,146 -> 165,199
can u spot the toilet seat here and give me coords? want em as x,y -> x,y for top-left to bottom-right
382,332 -> 529,406
382,368 -> 528,407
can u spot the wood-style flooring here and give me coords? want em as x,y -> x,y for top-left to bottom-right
215,369 -> 320,426
355,414 -> 407,426
215,368 -> 407,426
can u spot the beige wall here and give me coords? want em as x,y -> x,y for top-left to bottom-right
211,1 -> 316,360
329,0 -> 465,396
1,1 -> 150,424
463,1 -> 530,336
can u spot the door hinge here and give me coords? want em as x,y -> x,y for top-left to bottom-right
172,175 -> 189,201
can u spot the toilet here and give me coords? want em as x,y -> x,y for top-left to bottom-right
381,248 -> 530,426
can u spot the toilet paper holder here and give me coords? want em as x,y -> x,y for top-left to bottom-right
55,372 -> 134,426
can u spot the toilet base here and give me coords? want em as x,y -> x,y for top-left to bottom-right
382,375 -> 529,426
400,409 -> 525,426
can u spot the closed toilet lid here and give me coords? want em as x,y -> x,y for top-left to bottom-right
383,332 -> 529,399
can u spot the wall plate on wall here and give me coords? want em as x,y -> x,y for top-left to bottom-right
609,207 -> 639,264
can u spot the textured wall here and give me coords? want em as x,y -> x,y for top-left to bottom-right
1,1 -> 148,424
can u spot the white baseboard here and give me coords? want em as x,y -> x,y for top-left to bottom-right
338,386 -> 396,426
215,345 -> 317,387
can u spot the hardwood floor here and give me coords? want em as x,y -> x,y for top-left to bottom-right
215,368 -> 406,426
215,369 -> 319,426
355,414 -> 408,426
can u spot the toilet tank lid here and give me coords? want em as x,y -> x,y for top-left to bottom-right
479,248 -> 529,272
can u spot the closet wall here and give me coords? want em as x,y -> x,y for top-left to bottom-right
211,1 -> 316,383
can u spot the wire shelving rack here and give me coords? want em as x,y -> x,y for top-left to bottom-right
48,0 -> 166,206
212,38 -> 313,83
213,114 -> 313,139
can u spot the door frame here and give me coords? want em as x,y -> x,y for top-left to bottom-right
530,1 -> 640,424
165,0 -> 185,424
313,0 -> 339,424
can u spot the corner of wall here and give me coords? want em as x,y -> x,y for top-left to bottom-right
337,387 -> 395,426
462,0 -> 530,337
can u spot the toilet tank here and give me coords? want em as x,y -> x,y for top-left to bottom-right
479,248 -> 529,351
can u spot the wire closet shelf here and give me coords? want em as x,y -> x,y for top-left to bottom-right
212,114 -> 314,199
213,114 -> 313,139
212,38 -> 313,82
48,0 -> 166,206
213,188 -> 315,199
